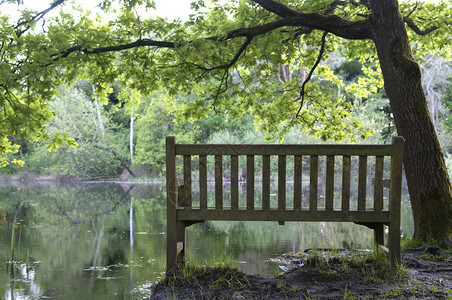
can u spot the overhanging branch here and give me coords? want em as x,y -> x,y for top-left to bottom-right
15,0 -> 67,37
403,16 -> 438,36
58,12 -> 370,61
251,0 -> 371,39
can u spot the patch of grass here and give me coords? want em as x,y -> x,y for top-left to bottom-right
383,288 -> 403,298
289,285 -> 300,293
320,269 -> 339,279
153,264 -> 250,298
276,279 -> 287,291
401,237 -> 423,249
445,287 -> 452,300
362,266 -> 385,284
188,254 -> 239,270
401,236 -> 442,249
343,284 -> 356,299
152,254 -> 249,298
302,248 -> 410,285
419,252 -> 441,260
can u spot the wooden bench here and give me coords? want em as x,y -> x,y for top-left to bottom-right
166,136 -> 404,275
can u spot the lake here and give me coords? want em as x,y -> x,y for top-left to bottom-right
0,182 -> 413,299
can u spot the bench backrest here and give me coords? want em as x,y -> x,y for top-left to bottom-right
167,136 -> 403,215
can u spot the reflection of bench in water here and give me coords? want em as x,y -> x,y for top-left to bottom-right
166,136 -> 404,275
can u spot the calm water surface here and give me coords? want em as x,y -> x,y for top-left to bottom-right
0,182 -> 413,299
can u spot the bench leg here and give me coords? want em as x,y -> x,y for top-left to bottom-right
374,223 -> 384,246
389,223 -> 401,269
176,221 -> 186,268
166,220 -> 177,275
166,220 -> 186,275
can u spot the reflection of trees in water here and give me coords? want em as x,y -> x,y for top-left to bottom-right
0,183 -> 135,226
0,183 -> 169,299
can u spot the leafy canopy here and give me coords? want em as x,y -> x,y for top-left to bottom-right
1,0 -> 451,166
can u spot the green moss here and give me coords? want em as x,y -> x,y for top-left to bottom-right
388,37 -> 421,79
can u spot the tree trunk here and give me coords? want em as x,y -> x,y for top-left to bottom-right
369,0 -> 452,242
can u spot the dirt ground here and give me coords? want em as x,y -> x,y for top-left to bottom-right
151,246 -> 452,299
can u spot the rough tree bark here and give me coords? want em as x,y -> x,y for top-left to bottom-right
369,0 -> 452,242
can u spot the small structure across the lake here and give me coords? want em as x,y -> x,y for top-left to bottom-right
165,136 -> 404,275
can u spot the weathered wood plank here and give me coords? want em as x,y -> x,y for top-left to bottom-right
176,144 -> 394,156
358,156 -> 367,211
199,155 -> 207,210
278,155 -> 286,210
183,155 -> 192,208
177,209 -> 391,223
294,155 -> 302,210
262,155 -> 271,210
247,155 -> 255,210
389,136 -> 404,268
231,155 -> 239,210
325,155 -> 334,211
166,136 -> 178,275
215,155 -> 223,209
374,156 -> 384,211
310,155 -> 318,210
342,155 -> 351,211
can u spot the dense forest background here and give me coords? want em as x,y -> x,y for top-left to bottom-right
1,53 -> 451,180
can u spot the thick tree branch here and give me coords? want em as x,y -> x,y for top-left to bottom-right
58,39 -> 175,59
251,0 -> 371,39
58,13 -> 370,61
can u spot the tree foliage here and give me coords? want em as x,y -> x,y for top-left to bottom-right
1,0 -> 448,167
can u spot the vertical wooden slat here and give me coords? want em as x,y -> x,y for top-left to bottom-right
325,155 -> 334,210
309,155 -> 318,210
166,136 -> 177,275
215,155 -> 223,209
199,155 -> 207,210
358,156 -> 367,211
183,155 -> 192,207
231,155 -> 239,210
374,156 -> 384,211
262,155 -> 271,210
247,155 -> 255,210
278,155 -> 286,210
342,155 -> 351,211
389,136 -> 404,268
294,155 -> 302,210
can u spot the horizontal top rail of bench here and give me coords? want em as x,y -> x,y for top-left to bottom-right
174,143 -> 395,156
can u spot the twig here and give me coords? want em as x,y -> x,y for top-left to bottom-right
295,31 -> 328,118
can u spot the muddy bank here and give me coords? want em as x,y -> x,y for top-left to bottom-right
151,247 -> 452,299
